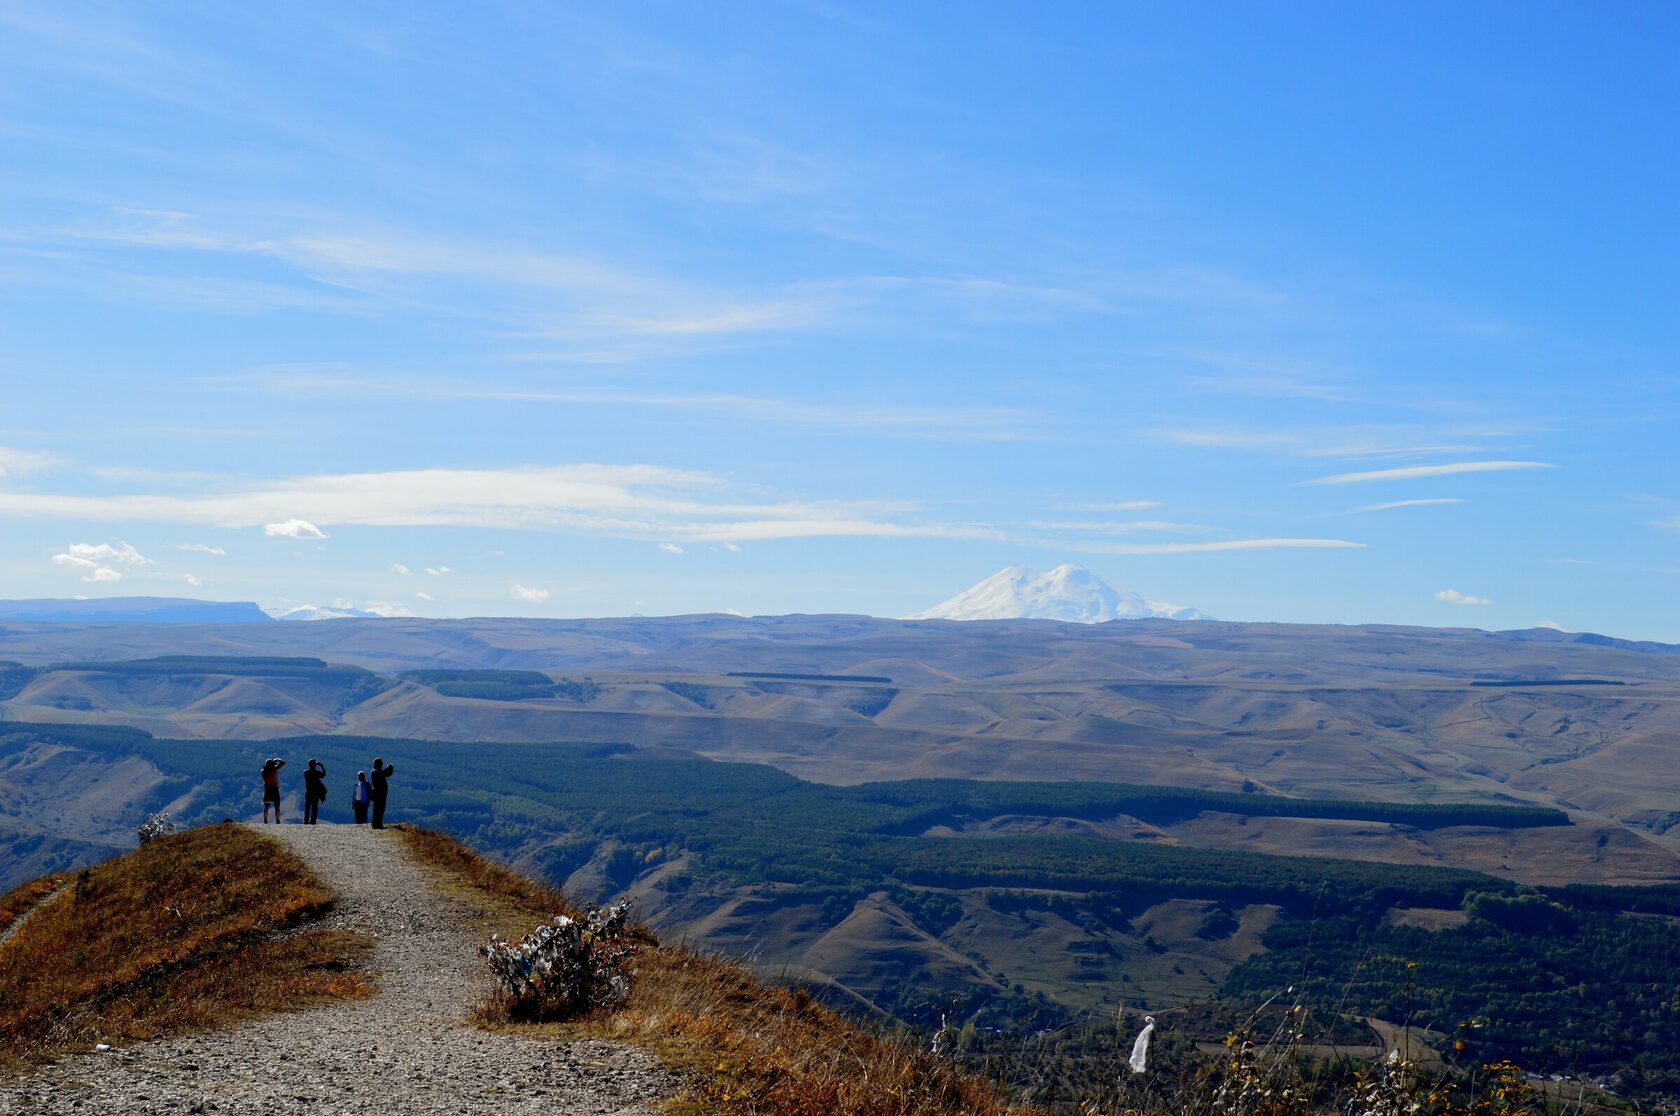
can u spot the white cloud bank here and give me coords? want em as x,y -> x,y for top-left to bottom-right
510,584 -> 550,602
264,518 -> 329,539
1436,589 -> 1491,606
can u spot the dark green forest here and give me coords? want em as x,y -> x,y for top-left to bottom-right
4,718 -> 1679,1093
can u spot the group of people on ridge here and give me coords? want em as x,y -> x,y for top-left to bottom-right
259,756 -> 395,827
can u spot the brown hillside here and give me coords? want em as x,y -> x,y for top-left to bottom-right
0,825 -> 370,1069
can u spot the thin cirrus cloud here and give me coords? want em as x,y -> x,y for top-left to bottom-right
1019,520 -> 1207,534
222,368 -> 1044,443
510,584 -> 550,603
0,464 -> 1365,555
658,543 -> 684,555
1344,498 -> 1466,514
1306,461 -> 1554,486
0,446 -> 61,476
180,542 -> 226,555
1058,500 -> 1163,512
58,212 -> 1116,351
1076,538 -> 1365,556
1436,589 -> 1491,606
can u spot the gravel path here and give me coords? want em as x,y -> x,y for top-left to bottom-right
0,824 -> 674,1114
0,885 -> 67,952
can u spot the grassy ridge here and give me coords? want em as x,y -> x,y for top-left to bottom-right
396,824 -> 1031,1116
0,825 -> 370,1067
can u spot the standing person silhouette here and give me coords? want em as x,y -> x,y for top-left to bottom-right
261,758 -> 286,823
351,770 -> 371,825
369,758 -> 395,829
302,759 -> 327,825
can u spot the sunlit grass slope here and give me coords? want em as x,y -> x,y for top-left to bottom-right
0,824 -> 370,1069
396,823 -> 1032,1116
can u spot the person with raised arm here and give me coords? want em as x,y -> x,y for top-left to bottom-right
260,757 -> 286,823
369,757 -> 395,829
302,758 -> 327,824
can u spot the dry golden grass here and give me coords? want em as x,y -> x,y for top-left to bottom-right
0,823 -> 371,1072
393,823 -> 581,936
0,874 -> 67,936
392,824 -> 1036,1116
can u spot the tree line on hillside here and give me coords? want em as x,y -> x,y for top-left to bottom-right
8,721 -> 1680,1096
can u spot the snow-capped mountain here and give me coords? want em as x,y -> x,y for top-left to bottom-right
904,564 -> 1206,623
266,604 -> 388,622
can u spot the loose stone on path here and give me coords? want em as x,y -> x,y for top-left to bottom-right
0,824 -> 673,1115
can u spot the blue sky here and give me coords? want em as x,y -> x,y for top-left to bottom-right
1,2 -> 1675,637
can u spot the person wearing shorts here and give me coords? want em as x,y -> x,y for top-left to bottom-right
261,757 -> 286,823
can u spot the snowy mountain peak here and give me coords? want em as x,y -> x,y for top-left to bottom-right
266,604 -> 387,622
904,564 -> 1206,623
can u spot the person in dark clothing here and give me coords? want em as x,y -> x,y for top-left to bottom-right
302,759 -> 327,824
261,757 -> 286,823
351,770 -> 371,825
369,758 -> 395,829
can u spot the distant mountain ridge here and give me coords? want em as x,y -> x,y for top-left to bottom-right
0,597 -> 272,624
905,563 -> 1206,623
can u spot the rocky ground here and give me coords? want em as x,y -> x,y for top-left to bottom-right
0,823 -> 674,1114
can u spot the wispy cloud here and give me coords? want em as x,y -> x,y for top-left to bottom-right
1435,588 -> 1490,605
0,464 -> 949,543
179,542 -> 226,555
390,562 -> 412,575
0,446 -> 61,476
510,583 -> 549,603
1058,500 -> 1162,512
0,462 -> 1367,558
657,543 -> 684,555
1307,461 -> 1554,486
1344,498 -> 1466,514
41,211 -> 1120,354
1175,351 -> 1364,403
221,368 -> 1045,442
1065,538 -> 1365,556
1167,428 -> 1490,460
1018,520 -> 1208,534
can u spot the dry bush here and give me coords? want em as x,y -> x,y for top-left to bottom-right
394,824 -> 1033,1116
0,823 -> 371,1071
481,903 -> 637,1019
